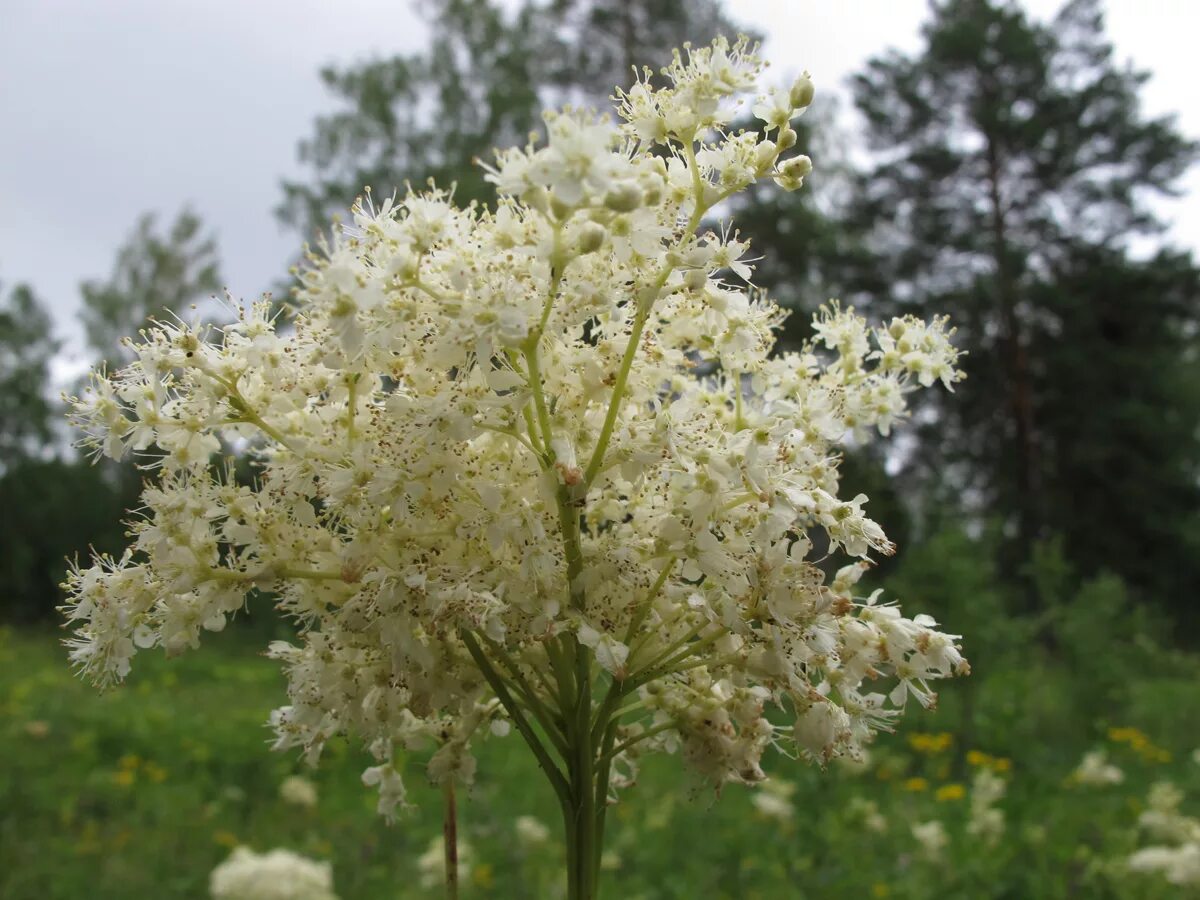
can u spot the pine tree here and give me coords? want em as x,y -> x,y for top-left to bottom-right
0,281 -> 59,470
845,0 -> 1198,607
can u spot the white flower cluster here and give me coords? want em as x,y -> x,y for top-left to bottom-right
418,836 -> 472,890
966,769 -> 1006,846
1071,749 -> 1125,787
911,820 -> 949,861
63,36 -> 966,814
1128,782 -> 1200,887
279,774 -> 319,809
209,847 -> 338,900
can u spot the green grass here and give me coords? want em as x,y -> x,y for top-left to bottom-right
2,624 -> 1198,899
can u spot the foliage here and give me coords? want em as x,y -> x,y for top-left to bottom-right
278,0 -> 746,237
845,0 -> 1200,603
0,458 -> 131,624
0,283 -> 136,625
0,282 -> 59,470
6,539 -> 1200,898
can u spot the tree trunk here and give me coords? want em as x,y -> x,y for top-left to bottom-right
984,129 -> 1041,591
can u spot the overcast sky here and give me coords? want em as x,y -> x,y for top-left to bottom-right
3,0 -> 1197,374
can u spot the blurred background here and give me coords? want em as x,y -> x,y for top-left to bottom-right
2,1 -> 1199,897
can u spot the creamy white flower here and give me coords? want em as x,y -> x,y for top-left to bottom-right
911,820 -> 948,861
515,815 -> 551,846
62,37 -> 966,820
751,778 -> 796,822
966,769 -> 1007,846
1072,749 -> 1125,786
279,775 -> 318,809
1128,845 -> 1200,886
209,847 -> 337,900
1127,781 -> 1200,887
417,836 -> 472,890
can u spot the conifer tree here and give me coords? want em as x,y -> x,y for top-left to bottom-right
846,0 -> 1198,605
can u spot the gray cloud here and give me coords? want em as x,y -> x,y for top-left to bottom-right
2,0 -> 1195,376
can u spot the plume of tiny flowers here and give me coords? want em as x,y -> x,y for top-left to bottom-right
62,34 -> 966,817
1127,782 -> 1200,887
279,774 -> 319,809
209,847 -> 338,900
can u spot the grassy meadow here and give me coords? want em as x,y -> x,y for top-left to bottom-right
4,558 -> 1199,900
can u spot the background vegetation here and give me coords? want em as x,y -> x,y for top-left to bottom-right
3,0 -> 1198,896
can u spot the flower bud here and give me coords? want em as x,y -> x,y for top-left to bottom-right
550,193 -> 576,220
604,181 -> 643,212
789,73 -> 815,110
753,141 -> 779,175
777,127 -> 798,152
577,221 -> 607,254
684,268 -> 708,291
795,701 -> 848,760
773,155 -> 812,192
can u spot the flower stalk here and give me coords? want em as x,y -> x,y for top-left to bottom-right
61,35 -> 969,900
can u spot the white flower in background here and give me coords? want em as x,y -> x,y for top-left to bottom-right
1071,750 -> 1125,786
966,769 -> 1006,846
1128,845 -> 1200,886
751,778 -> 796,822
515,815 -> 552,847
848,796 -> 888,834
1138,782 -> 1200,844
911,820 -> 948,861
417,836 -> 472,890
62,34 -> 966,822
279,775 -> 318,809
1127,781 -> 1200,888
209,847 -> 337,900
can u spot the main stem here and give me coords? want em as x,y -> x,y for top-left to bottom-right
561,666 -> 616,900
520,142 -> 714,898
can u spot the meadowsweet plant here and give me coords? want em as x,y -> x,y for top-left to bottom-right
63,36 -> 967,899
209,847 -> 339,900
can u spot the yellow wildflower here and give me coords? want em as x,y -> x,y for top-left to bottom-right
908,732 -> 953,754
212,830 -> 239,849
473,864 -> 495,888
903,777 -> 930,792
936,783 -> 966,802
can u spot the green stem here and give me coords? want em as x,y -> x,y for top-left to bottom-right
524,344 -> 556,455
346,373 -> 358,442
460,630 -> 570,802
732,368 -> 745,430
581,136 -> 713,489
480,633 -> 569,756
504,349 -> 546,456
204,367 -> 302,454
598,720 -> 678,766
560,635 -> 598,900
623,555 -> 677,645
591,719 -> 619,887
628,626 -> 731,691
